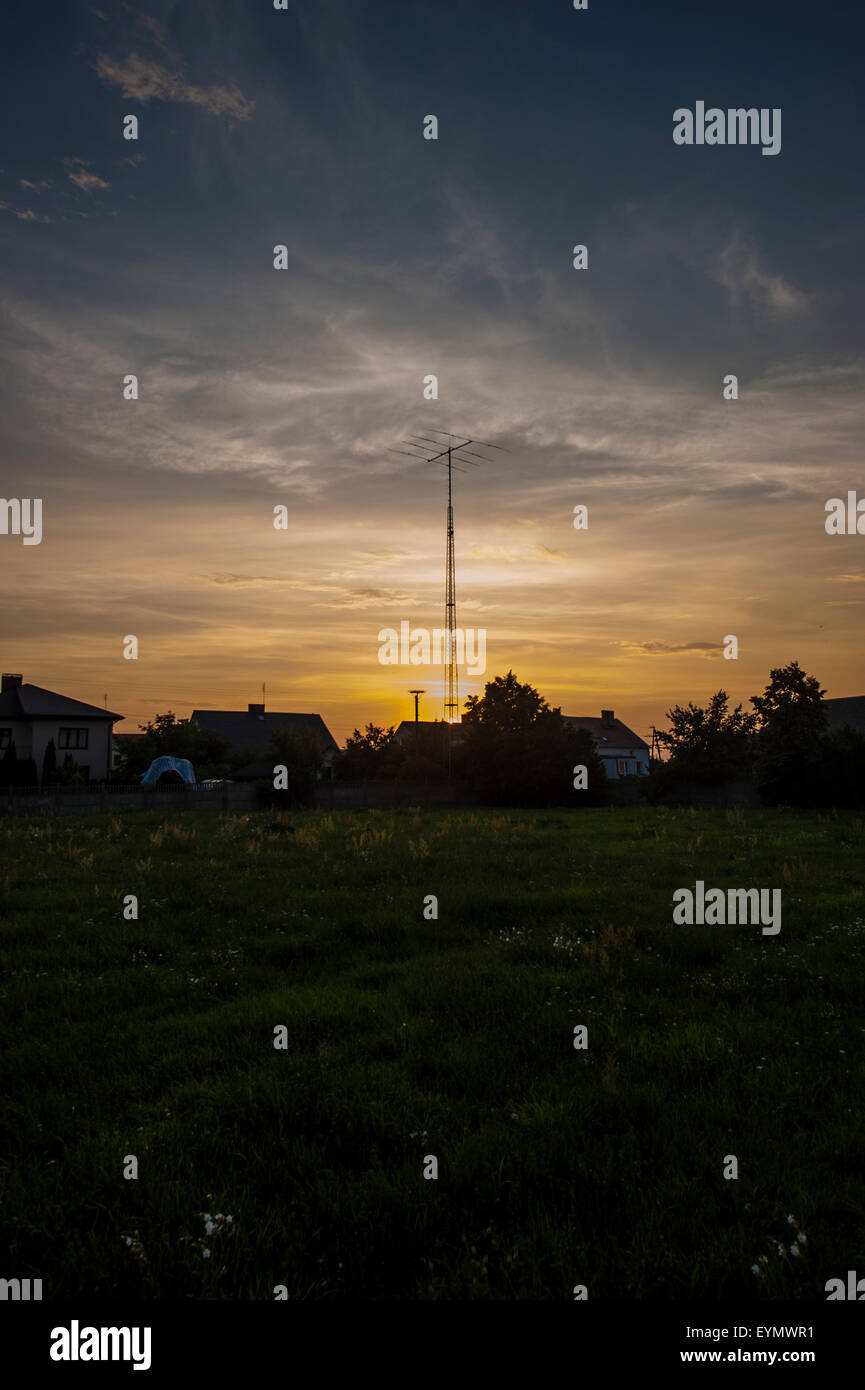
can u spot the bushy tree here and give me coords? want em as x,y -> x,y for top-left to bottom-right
120,712 -> 231,780
654,690 -> 757,787
264,727 -> 323,805
750,662 -> 827,805
337,723 -> 401,780
0,741 -> 17,788
457,671 -> 607,806
41,737 -> 57,787
398,720 -> 452,783
56,752 -> 87,786
818,724 -> 865,809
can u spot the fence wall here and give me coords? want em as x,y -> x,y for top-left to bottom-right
0,783 -> 259,817
313,780 -> 474,809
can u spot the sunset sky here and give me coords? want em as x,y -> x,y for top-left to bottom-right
2,0 -> 863,746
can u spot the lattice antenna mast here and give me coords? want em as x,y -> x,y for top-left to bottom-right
389,430 -> 509,723
444,446 -> 458,720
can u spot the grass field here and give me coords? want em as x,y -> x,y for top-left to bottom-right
1,805 -> 864,1300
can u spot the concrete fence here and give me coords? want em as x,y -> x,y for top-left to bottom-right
0,782 -> 260,817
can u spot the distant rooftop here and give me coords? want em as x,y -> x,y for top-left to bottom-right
564,713 -> 649,750
192,704 -> 339,754
824,696 -> 865,734
0,674 -> 122,722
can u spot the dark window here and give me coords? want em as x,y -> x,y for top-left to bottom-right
58,728 -> 89,750
0,728 -> 11,750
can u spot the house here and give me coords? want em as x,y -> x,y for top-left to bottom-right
563,709 -> 650,778
191,701 -> 339,773
0,673 -> 122,783
392,719 -> 464,746
824,696 -> 865,736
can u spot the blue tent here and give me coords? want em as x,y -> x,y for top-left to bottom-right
140,755 -> 196,785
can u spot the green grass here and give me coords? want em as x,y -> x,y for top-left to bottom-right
1,805 -> 863,1299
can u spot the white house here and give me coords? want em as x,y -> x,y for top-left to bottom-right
564,709 -> 650,778
0,673 -> 122,783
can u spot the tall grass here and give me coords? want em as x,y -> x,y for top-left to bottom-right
1,806 -> 863,1299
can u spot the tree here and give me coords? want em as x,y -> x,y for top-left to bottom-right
654,690 -> 757,786
750,662 -> 828,805
56,752 -> 87,786
261,727 -> 323,805
337,723 -> 400,780
120,712 -> 231,780
0,741 -> 17,788
463,670 -> 548,732
458,671 -> 607,806
819,724 -> 865,809
41,737 -> 57,788
398,720 -> 452,783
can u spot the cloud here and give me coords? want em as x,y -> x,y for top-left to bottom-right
92,51 -> 255,121
618,641 -> 720,657
64,157 -> 111,192
713,232 -> 810,317
0,201 -> 52,223
19,179 -> 51,192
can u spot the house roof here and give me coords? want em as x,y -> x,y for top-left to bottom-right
392,719 -> 457,743
824,696 -> 865,734
0,682 -> 122,722
564,715 -> 649,751
192,709 -> 339,753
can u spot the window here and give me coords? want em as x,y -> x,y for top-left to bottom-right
58,728 -> 89,750
616,758 -> 637,776
0,728 -> 11,750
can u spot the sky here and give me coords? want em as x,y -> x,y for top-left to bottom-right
2,0 -> 864,746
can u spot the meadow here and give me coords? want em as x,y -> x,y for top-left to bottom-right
1,805 -> 863,1300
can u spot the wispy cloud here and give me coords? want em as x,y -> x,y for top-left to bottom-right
64,157 -> 111,192
618,641 -> 721,658
0,201 -> 51,223
712,232 -> 810,317
92,51 -> 255,121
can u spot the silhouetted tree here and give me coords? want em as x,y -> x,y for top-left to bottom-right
0,741 -> 17,788
121,712 -> 230,779
337,723 -> 401,780
458,671 -> 607,806
41,737 -> 57,788
751,662 -> 827,805
265,727 -> 323,804
654,690 -> 757,786
56,752 -> 86,786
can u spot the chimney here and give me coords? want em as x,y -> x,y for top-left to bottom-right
248,702 -> 265,719
601,709 -> 615,728
2,673 -> 23,693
